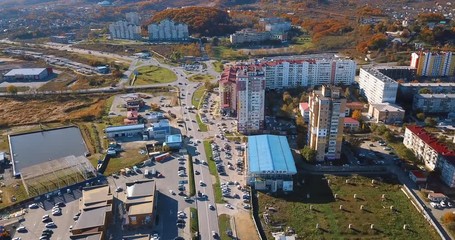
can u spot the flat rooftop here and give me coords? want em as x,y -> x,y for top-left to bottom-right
248,135 -> 297,174
9,126 -> 88,176
4,68 -> 46,76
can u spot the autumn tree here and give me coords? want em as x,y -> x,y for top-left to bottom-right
416,112 -> 425,121
6,85 -> 18,95
442,212 -> 455,224
352,109 -> 362,121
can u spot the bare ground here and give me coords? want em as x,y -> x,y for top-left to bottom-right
234,211 -> 259,240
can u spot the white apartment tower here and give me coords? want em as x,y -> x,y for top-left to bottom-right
109,21 -> 141,40
308,85 -> 346,161
263,59 -> 356,89
236,67 -> 266,134
148,19 -> 189,41
358,68 -> 398,104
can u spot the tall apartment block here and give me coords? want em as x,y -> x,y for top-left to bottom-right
263,59 -> 356,89
308,85 -> 346,161
358,68 -> 398,104
148,19 -> 189,41
109,21 -> 141,40
411,51 -> 455,77
219,66 -> 265,134
125,12 -> 140,25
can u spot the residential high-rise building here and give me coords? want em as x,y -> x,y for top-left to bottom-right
412,93 -> 455,114
263,59 -> 356,89
358,68 -> 398,104
219,65 -> 265,134
125,12 -> 140,25
411,51 -> 455,77
147,19 -> 189,41
307,85 -> 346,161
109,21 -> 141,40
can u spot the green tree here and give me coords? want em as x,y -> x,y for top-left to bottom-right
383,130 -> 394,142
416,112 -> 425,121
6,85 -> 18,95
300,146 -> 317,163
419,88 -> 432,94
425,117 -> 437,127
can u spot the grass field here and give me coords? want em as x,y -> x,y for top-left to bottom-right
188,155 -> 196,197
0,86 -> 30,93
203,140 -> 224,203
258,174 -> 438,239
133,66 -> 177,85
190,207 -> 199,239
192,86 -> 206,109
104,148 -> 148,176
196,114 -> 208,132
218,214 -> 231,240
188,74 -> 214,82
212,61 -> 224,73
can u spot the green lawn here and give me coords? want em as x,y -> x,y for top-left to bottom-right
192,86 -> 206,109
104,148 -> 148,176
188,74 -> 214,82
257,174 -> 439,239
190,207 -> 199,239
218,214 -> 231,240
133,65 -> 177,85
188,155 -> 196,197
212,61 -> 224,73
203,140 -> 224,203
196,114 -> 208,132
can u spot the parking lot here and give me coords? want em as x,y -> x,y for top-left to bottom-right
105,153 -> 194,240
355,139 -> 399,166
11,188 -> 86,240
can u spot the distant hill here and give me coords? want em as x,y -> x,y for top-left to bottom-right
149,7 -> 239,37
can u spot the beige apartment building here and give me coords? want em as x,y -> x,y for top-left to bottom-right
308,85 -> 346,161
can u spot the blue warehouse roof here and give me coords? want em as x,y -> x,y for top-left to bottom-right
248,135 -> 297,174
105,124 -> 144,133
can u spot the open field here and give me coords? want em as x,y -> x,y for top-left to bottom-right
192,86 -> 206,109
0,95 -> 110,126
258,174 -> 438,239
0,184 -> 28,210
103,147 -> 148,176
203,141 -> 223,204
0,86 -> 30,93
133,65 -> 177,85
188,74 -> 214,82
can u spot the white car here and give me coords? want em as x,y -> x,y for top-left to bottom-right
28,203 -> 38,209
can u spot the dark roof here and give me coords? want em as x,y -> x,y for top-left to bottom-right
9,126 -> 88,176
73,206 -> 110,231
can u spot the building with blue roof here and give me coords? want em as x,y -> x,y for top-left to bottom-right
148,119 -> 170,139
246,135 -> 297,192
163,134 -> 183,150
105,124 -> 145,138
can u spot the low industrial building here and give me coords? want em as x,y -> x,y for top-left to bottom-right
71,185 -> 113,239
164,134 -> 183,150
246,135 -> 297,192
367,103 -> 405,124
230,29 -> 273,44
124,180 -> 157,228
8,126 -> 88,176
343,117 -> 360,132
2,68 -> 52,81
148,119 -> 170,139
105,124 -> 145,138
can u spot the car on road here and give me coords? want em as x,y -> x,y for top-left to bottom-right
29,203 -> 38,209
169,190 -> 176,195
212,231 -> 218,238
195,170 -> 200,175
199,180 -> 205,186
209,204 -> 215,210
116,187 -> 123,192
176,219 -> 185,224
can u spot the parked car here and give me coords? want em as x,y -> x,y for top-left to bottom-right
16,226 -> 27,232
45,222 -> 57,228
29,203 -> 39,209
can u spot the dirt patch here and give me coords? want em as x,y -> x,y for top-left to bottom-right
234,211 -> 259,240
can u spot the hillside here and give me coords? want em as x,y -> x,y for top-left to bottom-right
149,7 -> 239,37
